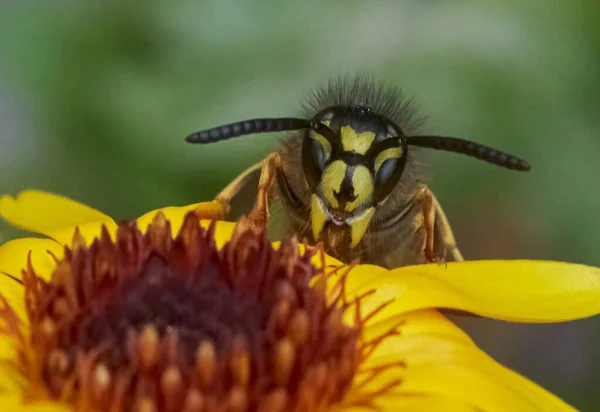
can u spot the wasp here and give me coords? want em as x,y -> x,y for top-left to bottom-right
185,77 -> 530,268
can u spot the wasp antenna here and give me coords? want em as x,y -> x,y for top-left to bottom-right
406,135 -> 531,171
185,118 -> 311,144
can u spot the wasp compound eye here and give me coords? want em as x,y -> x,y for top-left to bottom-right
373,158 -> 400,203
302,123 -> 335,190
302,137 -> 326,189
372,143 -> 408,204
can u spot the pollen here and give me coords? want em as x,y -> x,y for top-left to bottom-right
1,212 -> 369,412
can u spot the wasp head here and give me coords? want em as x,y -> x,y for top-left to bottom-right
302,106 -> 408,248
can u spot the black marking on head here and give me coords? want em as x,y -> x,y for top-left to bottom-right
333,167 -> 359,212
338,151 -> 370,167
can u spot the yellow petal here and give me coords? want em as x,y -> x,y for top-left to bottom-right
395,338 -> 575,411
0,238 -> 63,281
0,337 -> 26,393
0,274 -> 26,321
45,220 -> 120,247
349,314 -> 576,412
0,395 -> 70,411
358,309 -> 474,347
0,191 -> 116,246
135,202 -> 235,249
343,260 -> 600,323
342,395 -> 474,412
0,336 -> 17,363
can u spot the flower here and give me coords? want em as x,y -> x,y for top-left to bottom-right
0,190 -> 599,411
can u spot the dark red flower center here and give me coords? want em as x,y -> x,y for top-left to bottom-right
5,213 -> 366,412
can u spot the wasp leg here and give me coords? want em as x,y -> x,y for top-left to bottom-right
216,161 -> 263,218
248,153 -> 282,229
414,186 -> 437,263
194,200 -> 228,220
431,191 -> 464,262
415,186 -> 464,263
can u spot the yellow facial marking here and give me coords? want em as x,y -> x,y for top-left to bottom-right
311,194 -> 328,240
309,130 -> 332,160
349,207 -> 375,247
341,125 -> 376,155
321,120 -> 331,127
321,160 -> 347,209
345,166 -> 373,212
374,147 -> 404,173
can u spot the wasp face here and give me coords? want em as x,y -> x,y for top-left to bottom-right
302,106 -> 408,248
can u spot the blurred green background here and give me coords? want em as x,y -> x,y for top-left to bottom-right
1,0 -> 599,409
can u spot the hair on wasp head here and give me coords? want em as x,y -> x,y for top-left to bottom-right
185,76 -> 531,268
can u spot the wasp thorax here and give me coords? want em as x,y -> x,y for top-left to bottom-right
304,107 -> 408,249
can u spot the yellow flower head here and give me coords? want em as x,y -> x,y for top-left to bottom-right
0,190 -> 599,412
